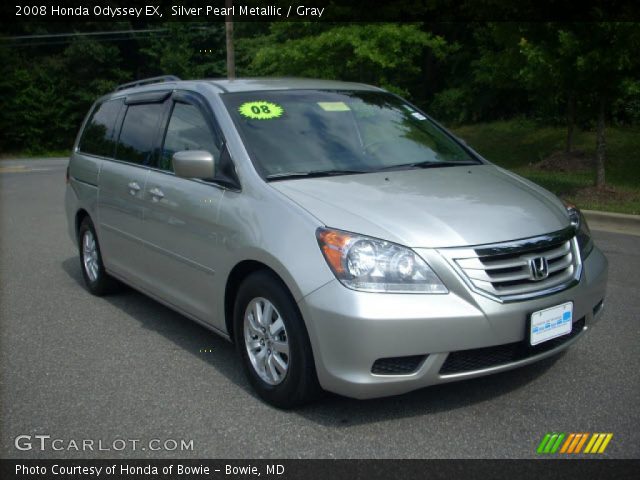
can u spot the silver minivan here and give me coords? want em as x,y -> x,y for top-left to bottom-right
66,76 -> 608,408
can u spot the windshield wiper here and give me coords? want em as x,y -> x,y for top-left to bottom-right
374,160 -> 479,172
266,169 -> 370,181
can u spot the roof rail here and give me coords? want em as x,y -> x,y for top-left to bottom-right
115,75 -> 181,92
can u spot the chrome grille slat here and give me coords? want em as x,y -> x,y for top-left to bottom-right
466,268 -> 531,283
457,257 -> 528,270
491,267 -> 575,295
439,229 -> 581,302
543,242 -> 571,260
547,254 -> 572,273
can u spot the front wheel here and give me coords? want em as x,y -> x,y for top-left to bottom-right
234,271 -> 319,408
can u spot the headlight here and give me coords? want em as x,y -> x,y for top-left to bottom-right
316,227 -> 448,294
564,202 -> 593,259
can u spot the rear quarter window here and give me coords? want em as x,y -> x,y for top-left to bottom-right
78,98 -> 124,157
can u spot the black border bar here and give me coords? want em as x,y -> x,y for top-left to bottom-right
2,459 -> 640,480
2,0 -> 640,24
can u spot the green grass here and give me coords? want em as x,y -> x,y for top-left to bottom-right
452,120 -> 640,214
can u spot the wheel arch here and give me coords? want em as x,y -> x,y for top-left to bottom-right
75,209 -> 91,238
224,260 -> 301,344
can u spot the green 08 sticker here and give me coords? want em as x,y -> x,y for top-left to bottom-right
238,101 -> 284,119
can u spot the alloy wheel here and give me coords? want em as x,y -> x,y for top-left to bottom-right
82,230 -> 99,282
243,297 -> 290,385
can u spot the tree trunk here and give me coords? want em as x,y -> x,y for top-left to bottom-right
595,96 -> 606,188
565,92 -> 576,154
225,0 -> 235,80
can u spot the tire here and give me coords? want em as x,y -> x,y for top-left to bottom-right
78,217 -> 118,296
234,270 -> 320,409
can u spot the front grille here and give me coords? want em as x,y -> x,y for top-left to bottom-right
439,317 -> 585,375
440,228 -> 580,302
371,355 -> 427,375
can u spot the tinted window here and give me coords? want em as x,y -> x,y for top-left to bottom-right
78,98 -> 123,157
159,102 -> 220,171
116,103 -> 165,165
222,90 -> 477,178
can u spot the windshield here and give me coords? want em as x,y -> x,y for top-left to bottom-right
222,90 -> 479,179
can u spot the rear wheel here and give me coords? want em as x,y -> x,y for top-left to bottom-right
78,217 -> 118,296
234,271 -> 319,408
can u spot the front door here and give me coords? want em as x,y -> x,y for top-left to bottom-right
140,95 -> 226,323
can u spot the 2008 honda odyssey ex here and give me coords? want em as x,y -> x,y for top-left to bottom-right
66,76 -> 608,408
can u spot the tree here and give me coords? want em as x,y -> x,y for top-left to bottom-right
469,23 -> 535,123
519,23 -> 640,187
239,23 -> 454,98
518,25 -> 584,154
59,38 -> 128,136
570,23 -> 640,187
139,23 -> 226,79
0,37 -> 126,152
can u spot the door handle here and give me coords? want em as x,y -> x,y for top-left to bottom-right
127,182 -> 141,195
149,187 -> 165,201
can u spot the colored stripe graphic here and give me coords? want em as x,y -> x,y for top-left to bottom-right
536,433 -> 565,454
550,433 -> 565,453
537,433 -> 551,454
560,433 -> 574,453
544,433 -> 559,453
567,433 -> 583,453
591,433 -> 606,452
584,434 -> 599,453
584,433 -> 614,454
538,433 -> 613,454
574,433 -> 589,453
597,434 -> 613,453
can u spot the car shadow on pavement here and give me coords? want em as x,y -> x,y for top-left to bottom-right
62,257 -> 563,426
61,257 -> 248,391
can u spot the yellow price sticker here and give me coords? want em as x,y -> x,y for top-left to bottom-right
238,101 -> 284,120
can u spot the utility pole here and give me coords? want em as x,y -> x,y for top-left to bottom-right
225,0 -> 235,79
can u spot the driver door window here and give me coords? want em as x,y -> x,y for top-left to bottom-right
159,102 -> 221,171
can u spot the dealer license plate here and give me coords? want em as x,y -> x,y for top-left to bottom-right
529,302 -> 573,346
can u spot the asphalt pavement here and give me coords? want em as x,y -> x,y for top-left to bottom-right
1,158 -> 638,459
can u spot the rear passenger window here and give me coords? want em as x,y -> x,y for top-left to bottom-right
78,98 -> 123,157
116,103 -> 165,165
159,103 -> 221,171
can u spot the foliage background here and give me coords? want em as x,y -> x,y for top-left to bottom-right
1,21 -> 639,208
2,21 -> 638,154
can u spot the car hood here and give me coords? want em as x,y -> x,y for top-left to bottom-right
270,165 -> 570,248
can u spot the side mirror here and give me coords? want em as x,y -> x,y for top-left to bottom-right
172,150 -> 215,179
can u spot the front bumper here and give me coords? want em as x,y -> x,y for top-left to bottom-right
298,245 -> 608,399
